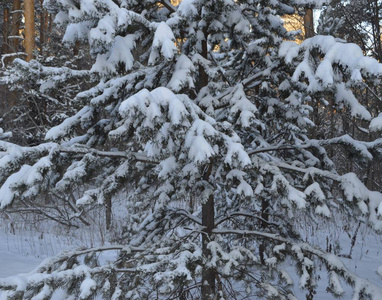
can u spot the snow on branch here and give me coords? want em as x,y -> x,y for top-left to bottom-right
279,35 -> 382,120
272,160 -> 382,231
58,146 -> 159,164
213,228 -> 382,299
0,128 -> 12,140
1,52 -> 26,67
248,134 -> 382,161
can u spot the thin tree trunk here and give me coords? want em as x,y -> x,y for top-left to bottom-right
73,40 -> 80,56
105,197 -> 112,231
201,163 -> 215,300
199,28 -> 216,299
10,0 -> 21,53
39,0 -> 45,55
259,198 -> 270,265
1,7 -> 10,54
43,11 -> 50,55
198,29 -> 209,93
201,193 -> 215,299
48,14 -> 53,35
304,8 -> 315,39
373,0 -> 381,61
24,0 -> 35,61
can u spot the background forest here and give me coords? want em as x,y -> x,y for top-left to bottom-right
0,0 -> 381,299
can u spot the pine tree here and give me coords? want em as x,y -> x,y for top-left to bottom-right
1,0 -> 382,299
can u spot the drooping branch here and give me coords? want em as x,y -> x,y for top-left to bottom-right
168,208 -> 202,225
248,134 -> 382,160
213,228 -> 382,298
272,160 -> 341,182
35,245 -> 145,272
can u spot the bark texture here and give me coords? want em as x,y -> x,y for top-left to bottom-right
24,0 -> 35,61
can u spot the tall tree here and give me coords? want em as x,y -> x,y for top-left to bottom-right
1,4 -> 10,55
24,0 -> 35,61
1,0 -> 382,299
304,8 -> 315,38
10,0 -> 21,52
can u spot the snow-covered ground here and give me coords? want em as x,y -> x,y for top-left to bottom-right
292,224 -> 382,299
0,232 -> 43,277
0,220 -> 381,299
0,217 -> 107,278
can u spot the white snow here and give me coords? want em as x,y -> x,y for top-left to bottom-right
91,34 -> 135,75
0,232 -> 43,278
45,106 -> 93,141
177,0 -> 198,17
335,83 -> 371,120
167,55 -> 195,92
280,36 -> 382,102
370,113 -> 382,132
0,128 -> 12,140
148,22 -> 177,65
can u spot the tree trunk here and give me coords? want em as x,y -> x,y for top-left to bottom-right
105,197 -> 112,231
304,8 -> 315,39
259,197 -> 270,265
199,29 -> 216,299
24,0 -> 35,61
372,0 -> 382,61
39,0 -> 45,55
201,193 -> 215,300
73,40 -> 80,56
198,30 -> 209,92
1,7 -> 10,55
48,13 -> 53,35
10,0 -> 21,53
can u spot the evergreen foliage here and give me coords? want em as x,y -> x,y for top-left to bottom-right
318,0 -> 382,61
1,0 -> 382,299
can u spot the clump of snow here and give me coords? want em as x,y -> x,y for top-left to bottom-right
177,0 -> 198,17
185,120 -> 217,163
335,83 -> 371,120
328,271 -> 345,296
149,22 -> 177,65
223,84 -> 258,128
91,35 -> 135,75
279,41 -> 299,64
79,277 -> 97,299
0,128 -> 12,140
291,0 -> 327,7
158,156 -> 178,179
0,156 -> 51,208
370,113 -> 382,132
280,35 -> 382,109
63,21 -> 94,44
167,55 -> 195,92
45,106 -> 93,141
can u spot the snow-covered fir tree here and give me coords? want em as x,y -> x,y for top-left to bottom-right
0,31 -> 92,146
1,0 -> 382,299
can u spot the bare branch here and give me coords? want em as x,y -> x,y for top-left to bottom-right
159,0 -> 177,13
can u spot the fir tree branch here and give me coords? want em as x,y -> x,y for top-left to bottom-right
213,228 -> 382,297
